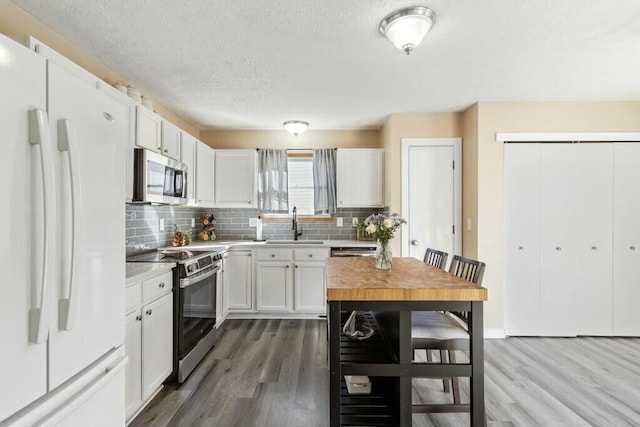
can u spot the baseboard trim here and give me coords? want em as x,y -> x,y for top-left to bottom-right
484,328 -> 505,339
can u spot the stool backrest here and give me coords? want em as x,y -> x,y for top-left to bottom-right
448,255 -> 486,285
423,248 -> 448,270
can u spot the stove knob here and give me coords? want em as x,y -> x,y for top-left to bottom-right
187,264 -> 194,273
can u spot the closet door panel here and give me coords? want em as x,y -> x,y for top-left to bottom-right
613,143 -> 640,336
504,144 -> 541,335
572,144 -> 613,336
540,144 -> 580,336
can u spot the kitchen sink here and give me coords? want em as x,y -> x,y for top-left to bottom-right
266,240 -> 324,244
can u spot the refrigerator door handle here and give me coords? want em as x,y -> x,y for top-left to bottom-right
57,119 -> 83,331
28,109 -> 56,344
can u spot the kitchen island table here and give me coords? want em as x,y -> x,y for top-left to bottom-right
326,257 -> 488,426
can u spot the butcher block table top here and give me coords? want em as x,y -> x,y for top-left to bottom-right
326,257 -> 488,302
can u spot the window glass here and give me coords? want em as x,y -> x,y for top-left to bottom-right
287,158 -> 314,215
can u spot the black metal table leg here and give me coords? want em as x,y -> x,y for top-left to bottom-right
329,301 -> 341,427
470,301 -> 485,426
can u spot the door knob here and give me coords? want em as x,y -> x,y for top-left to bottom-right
411,240 -> 419,246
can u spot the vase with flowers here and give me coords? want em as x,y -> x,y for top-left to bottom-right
362,213 -> 406,270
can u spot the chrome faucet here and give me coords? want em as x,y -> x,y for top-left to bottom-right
292,206 -> 302,240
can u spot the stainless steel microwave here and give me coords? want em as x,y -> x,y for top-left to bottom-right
133,148 -> 188,205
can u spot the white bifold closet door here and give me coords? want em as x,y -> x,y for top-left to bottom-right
613,143 -> 640,336
504,144 -> 541,336
540,143 -> 613,336
505,143 -> 616,336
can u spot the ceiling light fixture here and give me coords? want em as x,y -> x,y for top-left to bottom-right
283,120 -> 309,136
379,6 -> 436,55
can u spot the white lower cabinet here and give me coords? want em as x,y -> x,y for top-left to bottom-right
125,269 -> 173,422
227,250 -> 253,311
125,311 -> 142,420
293,248 -> 329,313
256,262 -> 292,311
253,248 -> 328,314
294,262 -> 326,312
141,292 -> 173,400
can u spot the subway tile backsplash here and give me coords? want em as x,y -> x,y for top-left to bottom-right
125,205 -> 388,255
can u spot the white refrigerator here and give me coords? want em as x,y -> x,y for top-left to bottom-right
0,34 -> 127,426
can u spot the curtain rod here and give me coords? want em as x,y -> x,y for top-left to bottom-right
255,148 -> 337,151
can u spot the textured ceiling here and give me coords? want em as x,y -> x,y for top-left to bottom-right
12,0 -> 640,130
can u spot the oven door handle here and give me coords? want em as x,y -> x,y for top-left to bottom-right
180,265 -> 220,288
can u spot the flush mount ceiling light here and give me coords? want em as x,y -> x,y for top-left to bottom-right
379,6 -> 436,55
283,120 -> 309,136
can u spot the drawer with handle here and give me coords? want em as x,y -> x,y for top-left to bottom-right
294,248 -> 330,261
256,248 -> 292,261
142,270 -> 173,304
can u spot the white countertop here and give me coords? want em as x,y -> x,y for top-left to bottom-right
156,239 -> 377,251
127,240 -> 375,282
126,262 -> 174,284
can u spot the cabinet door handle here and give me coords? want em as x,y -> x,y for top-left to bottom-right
135,315 -> 142,322
159,282 -> 165,288
555,246 -> 562,251
286,265 -> 290,269
308,254 -> 313,258
271,254 -> 276,258
247,201 -> 251,204
631,246 -> 636,251
591,246 -> 598,250
146,309 -> 152,315
294,264 -> 298,268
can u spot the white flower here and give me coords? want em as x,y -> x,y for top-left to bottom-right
383,218 -> 394,229
365,224 -> 377,234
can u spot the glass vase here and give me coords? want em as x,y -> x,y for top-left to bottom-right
376,239 -> 392,270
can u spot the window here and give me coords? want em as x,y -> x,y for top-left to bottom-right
287,157 -> 314,215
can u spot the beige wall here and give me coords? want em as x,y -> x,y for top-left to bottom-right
0,0 -> 200,137
475,101 -> 640,332
380,113 -> 464,252
200,129 -> 380,149
462,104 -> 479,259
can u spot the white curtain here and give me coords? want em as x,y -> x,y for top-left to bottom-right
258,149 -> 289,212
313,149 -> 337,214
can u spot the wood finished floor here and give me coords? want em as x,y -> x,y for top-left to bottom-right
131,319 -> 640,427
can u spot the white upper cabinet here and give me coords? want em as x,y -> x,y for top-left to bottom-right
135,106 -> 162,152
195,141 -> 215,207
214,149 -> 257,208
180,132 -> 197,205
337,148 -> 384,207
160,120 -> 181,160
96,81 -> 136,202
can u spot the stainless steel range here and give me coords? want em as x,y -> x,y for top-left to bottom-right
127,248 -> 225,383
175,250 -> 223,383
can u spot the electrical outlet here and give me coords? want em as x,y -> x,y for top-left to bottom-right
159,218 -> 165,230
191,218 -> 195,227
336,217 -> 343,227
352,217 -> 359,227
249,217 -> 257,227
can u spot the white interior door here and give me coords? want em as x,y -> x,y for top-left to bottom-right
613,143 -> 640,336
504,144 -> 541,336
402,138 -> 461,261
47,62 -> 126,389
0,35 -> 49,421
